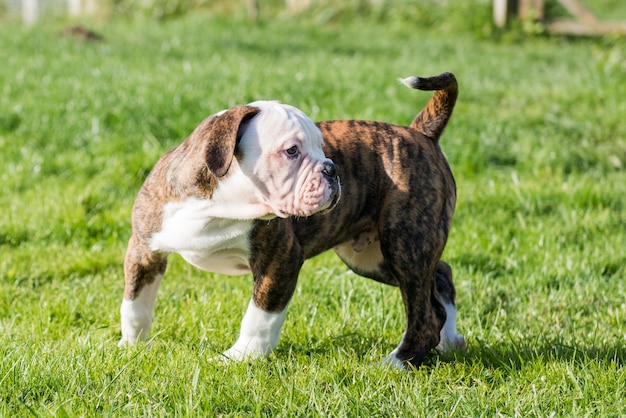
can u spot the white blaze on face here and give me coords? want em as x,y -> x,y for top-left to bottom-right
237,101 -> 336,218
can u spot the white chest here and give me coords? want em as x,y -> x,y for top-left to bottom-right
149,198 -> 254,275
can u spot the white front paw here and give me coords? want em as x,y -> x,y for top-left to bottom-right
118,326 -> 151,347
219,299 -> 288,361
119,299 -> 152,347
119,323 -> 151,347
436,333 -> 467,353
222,337 -> 273,361
118,336 -> 134,347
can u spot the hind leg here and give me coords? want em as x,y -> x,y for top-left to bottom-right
335,238 -> 463,366
385,261 -> 469,366
383,268 -> 447,368
434,261 -> 466,352
377,226 -> 447,367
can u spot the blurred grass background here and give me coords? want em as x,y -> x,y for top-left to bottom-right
0,0 -> 625,416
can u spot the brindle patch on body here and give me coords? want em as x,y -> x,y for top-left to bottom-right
244,73 -> 460,366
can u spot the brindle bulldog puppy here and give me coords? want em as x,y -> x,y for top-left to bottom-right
119,72 -> 464,368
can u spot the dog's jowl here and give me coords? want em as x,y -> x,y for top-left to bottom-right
120,73 -> 465,368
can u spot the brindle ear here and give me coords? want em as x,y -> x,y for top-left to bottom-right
193,105 -> 260,177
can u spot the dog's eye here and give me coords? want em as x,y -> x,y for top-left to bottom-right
285,145 -> 299,156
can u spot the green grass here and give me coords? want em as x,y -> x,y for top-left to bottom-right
1,3 -> 625,416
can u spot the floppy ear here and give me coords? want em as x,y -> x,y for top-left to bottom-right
192,105 -> 260,177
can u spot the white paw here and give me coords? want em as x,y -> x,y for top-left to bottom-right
118,326 -> 150,347
119,278 -> 162,347
381,333 -> 409,370
118,336 -> 134,348
436,333 -> 467,353
221,338 -> 272,361
381,353 -> 407,370
218,299 -> 289,362
119,298 -> 154,347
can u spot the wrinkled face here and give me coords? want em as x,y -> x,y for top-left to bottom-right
236,101 -> 340,218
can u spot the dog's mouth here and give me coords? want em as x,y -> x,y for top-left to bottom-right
319,181 -> 341,215
272,210 -> 290,219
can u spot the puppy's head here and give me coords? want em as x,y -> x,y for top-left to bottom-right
196,101 -> 340,219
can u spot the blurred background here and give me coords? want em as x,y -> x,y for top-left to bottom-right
1,1 -> 625,415
2,0 -> 626,32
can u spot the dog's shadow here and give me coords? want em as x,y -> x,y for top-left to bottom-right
278,333 -> 625,370
431,336 -> 625,371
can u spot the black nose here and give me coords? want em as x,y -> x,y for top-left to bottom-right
322,161 -> 338,182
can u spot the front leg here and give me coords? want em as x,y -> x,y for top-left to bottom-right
223,220 -> 303,360
119,234 -> 168,346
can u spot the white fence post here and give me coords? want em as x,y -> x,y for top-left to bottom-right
68,0 -> 82,16
22,0 -> 39,23
493,0 -> 507,28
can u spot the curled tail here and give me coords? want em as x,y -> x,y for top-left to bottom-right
398,72 -> 458,143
